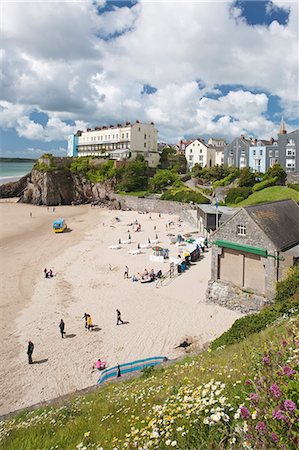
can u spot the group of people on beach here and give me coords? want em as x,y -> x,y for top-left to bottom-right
44,268 -> 54,278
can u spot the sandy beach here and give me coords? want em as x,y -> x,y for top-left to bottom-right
0,202 -> 242,415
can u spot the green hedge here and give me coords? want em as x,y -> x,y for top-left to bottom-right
225,186 -> 252,204
252,176 -> 278,192
211,266 -> 299,349
161,186 -> 210,204
287,182 -> 299,192
213,172 -> 237,188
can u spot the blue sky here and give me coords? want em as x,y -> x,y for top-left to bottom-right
1,0 -> 298,158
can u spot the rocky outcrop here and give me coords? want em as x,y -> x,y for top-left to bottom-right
0,174 -> 29,198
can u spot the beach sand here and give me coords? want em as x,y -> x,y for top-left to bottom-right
0,202 -> 242,415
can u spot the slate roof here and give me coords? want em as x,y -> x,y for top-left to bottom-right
245,199 -> 299,251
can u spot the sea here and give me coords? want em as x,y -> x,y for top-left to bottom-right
0,161 -> 34,185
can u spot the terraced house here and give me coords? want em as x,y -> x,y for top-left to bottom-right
67,121 -> 160,167
225,117 -> 299,174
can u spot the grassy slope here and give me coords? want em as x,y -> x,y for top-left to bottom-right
234,186 -> 299,207
1,315 -> 298,450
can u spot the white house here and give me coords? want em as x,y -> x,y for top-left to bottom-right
185,139 -> 214,170
67,121 -> 160,168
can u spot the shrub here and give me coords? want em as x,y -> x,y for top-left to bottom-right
33,154 -> 57,172
149,169 -> 179,193
234,196 -> 244,204
225,186 -> 252,204
238,167 -> 256,187
264,163 -> 286,184
252,176 -> 278,192
213,171 -> 237,188
161,186 -> 210,204
211,265 -> 299,350
287,182 -> 299,192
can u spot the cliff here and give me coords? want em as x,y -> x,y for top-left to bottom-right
0,156 -> 117,207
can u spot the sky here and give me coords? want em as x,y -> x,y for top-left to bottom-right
0,0 -> 298,158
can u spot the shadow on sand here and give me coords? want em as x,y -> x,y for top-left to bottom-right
65,334 -> 76,338
33,359 -> 48,364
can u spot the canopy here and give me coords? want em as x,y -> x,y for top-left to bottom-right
152,246 -> 163,251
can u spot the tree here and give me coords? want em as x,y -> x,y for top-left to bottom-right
264,164 -> 286,185
149,169 -> 179,192
238,167 -> 256,187
116,156 -> 148,192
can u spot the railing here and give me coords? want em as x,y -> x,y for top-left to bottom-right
97,356 -> 167,385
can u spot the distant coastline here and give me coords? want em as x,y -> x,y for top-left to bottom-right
0,157 -> 36,163
0,160 -> 34,184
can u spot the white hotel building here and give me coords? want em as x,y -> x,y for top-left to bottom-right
67,121 -> 160,167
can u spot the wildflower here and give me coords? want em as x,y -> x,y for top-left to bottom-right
262,355 -> 270,365
171,441 -> 177,447
255,421 -> 267,432
283,365 -> 296,378
84,431 -> 91,438
240,406 -> 251,419
249,393 -> 258,403
271,432 -> 279,443
165,440 -> 171,446
272,409 -> 285,421
245,380 -> 252,386
270,384 -> 282,398
251,410 -> 258,420
283,399 -> 296,412
282,340 -> 287,347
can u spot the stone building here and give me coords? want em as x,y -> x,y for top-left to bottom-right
206,199 -> 299,312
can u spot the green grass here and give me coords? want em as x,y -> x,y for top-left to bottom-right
116,190 -> 149,197
1,315 -> 298,450
230,186 -> 299,207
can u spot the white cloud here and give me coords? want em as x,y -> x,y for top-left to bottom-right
1,0 -> 298,148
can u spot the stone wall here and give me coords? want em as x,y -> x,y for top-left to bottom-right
113,194 -> 198,227
206,280 -> 271,313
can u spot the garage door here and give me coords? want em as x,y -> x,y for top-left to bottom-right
244,253 -> 265,293
219,248 -> 243,286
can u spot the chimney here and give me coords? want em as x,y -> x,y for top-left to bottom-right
270,137 -> 274,144
240,134 -> 245,140
254,138 -> 257,145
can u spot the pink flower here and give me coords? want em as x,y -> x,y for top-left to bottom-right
270,384 -> 282,398
282,340 -> 287,347
255,421 -> 267,432
249,393 -> 259,403
245,379 -> 252,386
283,400 -> 296,412
240,406 -> 251,419
271,432 -> 279,443
283,365 -> 296,378
272,409 -> 285,421
262,355 -> 270,365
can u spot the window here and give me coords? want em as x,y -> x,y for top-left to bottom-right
275,150 -> 279,157
269,150 -> 273,157
286,148 -> 295,156
253,150 -> 256,156
138,127 -> 141,132
260,149 -> 263,156
270,158 -> 278,167
189,155 -> 193,161
126,132 -> 129,138
122,133 -> 124,139
144,134 -> 147,139
190,149 -> 192,154
199,149 -> 202,154
144,142 -> 146,148
237,225 -> 246,236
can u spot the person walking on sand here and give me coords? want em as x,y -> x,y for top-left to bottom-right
27,340 -> 34,364
87,314 -> 93,331
124,265 -> 129,279
116,309 -> 124,325
82,313 -> 90,329
44,268 -> 48,278
59,319 -> 66,338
